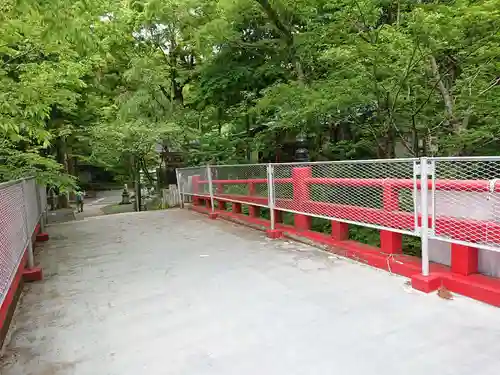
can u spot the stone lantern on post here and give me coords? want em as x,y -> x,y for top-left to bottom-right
294,133 -> 309,162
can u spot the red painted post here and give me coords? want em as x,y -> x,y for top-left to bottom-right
249,205 -> 260,218
380,230 -> 402,254
205,199 -> 211,210
232,202 -> 242,214
292,167 -> 312,231
274,210 -> 282,224
216,182 -> 224,194
331,221 -> 349,241
380,182 -> 402,254
192,175 -> 201,206
247,182 -> 260,217
248,182 -> 256,196
218,200 -> 226,211
451,244 -> 478,275
382,182 -> 399,211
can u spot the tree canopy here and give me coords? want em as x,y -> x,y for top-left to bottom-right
1,0 -> 500,185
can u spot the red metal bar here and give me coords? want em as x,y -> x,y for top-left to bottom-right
198,178 -> 293,185
193,173 -> 500,246
204,177 -> 493,192
305,177 -> 491,192
215,194 -> 268,206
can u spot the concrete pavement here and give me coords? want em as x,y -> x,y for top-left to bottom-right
1,209 -> 500,374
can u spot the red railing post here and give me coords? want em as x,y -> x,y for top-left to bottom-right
215,182 -> 225,210
216,182 -> 223,194
331,221 -> 348,241
292,167 -> 312,231
232,202 -> 242,214
248,182 -> 256,196
192,175 -> 201,206
249,205 -> 260,218
451,244 -> 478,275
247,181 -> 260,218
380,181 -> 402,254
274,210 -> 282,224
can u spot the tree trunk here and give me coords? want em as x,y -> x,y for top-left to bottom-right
254,0 -> 304,81
217,107 -> 223,135
429,55 -> 462,133
245,113 -> 251,161
55,137 -> 69,208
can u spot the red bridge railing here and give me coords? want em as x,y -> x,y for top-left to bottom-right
177,158 -> 500,306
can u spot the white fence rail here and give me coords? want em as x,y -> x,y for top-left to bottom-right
0,178 -> 47,307
177,157 -> 500,277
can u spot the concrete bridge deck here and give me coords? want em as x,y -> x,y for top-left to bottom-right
1,209 -> 499,375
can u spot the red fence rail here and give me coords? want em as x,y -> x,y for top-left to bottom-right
194,174 -> 500,244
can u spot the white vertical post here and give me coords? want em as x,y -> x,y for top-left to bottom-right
412,160 -> 418,232
21,180 -> 35,269
267,164 -> 275,230
36,184 -> 46,232
206,165 -> 215,213
430,159 -> 436,235
175,169 -> 184,208
420,157 -> 430,276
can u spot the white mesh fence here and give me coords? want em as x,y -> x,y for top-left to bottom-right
0,178 -> 46,307
271,160 -> 418,235
23,179 -> 39,235
429,157 -> 500,252
176,167 -> 211,197
210,164 -> 269,208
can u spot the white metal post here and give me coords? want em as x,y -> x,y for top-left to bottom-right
175,169 -> 184,209
21,180 -> 35,269
206,165 -> 215,213
267,164 -> 275,230
430,159 -> 436,235
420,157 -> 430,276
40,206 -> 46,233
35,183 -> 45,233
412,160 -> 418,233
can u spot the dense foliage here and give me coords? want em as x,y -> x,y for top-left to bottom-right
1,0 -> 500,184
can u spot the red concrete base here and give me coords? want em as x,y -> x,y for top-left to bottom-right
208,212 -> 218,220
23,267 -> 43,282
188,200 -> 500,307
266,229 -> 284,239
36,232 -> 49,242
411,274 -> 441,293
451,244 -> 478,275
1,252 -> 28,347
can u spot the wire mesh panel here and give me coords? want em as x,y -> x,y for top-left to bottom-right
272,160 -> 419,234
210,164 -> 269,207
430,157 -> 500,251
176,167 -> 211,197
23,178 -> 39,234
0,181 -> 29,306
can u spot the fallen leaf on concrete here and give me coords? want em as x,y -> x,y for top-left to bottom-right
437,286 -> 453,300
